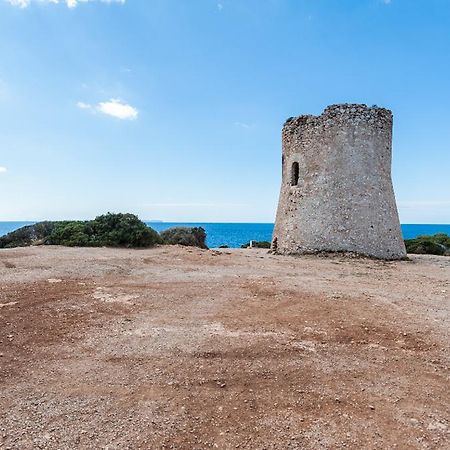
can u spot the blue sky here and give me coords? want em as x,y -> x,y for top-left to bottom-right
0,0 -> 449,223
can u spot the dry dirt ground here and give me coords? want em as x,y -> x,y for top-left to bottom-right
0,246 -> 449,450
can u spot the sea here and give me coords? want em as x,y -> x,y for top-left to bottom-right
1,221 -> 450,249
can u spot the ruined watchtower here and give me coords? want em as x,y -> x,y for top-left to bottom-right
272,104 -> 406,260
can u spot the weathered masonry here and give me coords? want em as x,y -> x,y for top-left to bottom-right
272,104 -> 406,260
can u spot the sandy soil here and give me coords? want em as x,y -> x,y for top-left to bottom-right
0,245 -> 449,449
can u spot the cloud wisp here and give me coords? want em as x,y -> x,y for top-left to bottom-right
5,0 -> 126,9
0,166 -> 7,174
77,99 -> 138,120
76,101 -> 92,110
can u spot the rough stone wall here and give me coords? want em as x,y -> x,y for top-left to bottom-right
272,104 -> 406,260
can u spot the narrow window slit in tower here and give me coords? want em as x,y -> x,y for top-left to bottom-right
291,162 -> 299,186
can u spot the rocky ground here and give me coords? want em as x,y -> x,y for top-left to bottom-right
0,246 -> 449,449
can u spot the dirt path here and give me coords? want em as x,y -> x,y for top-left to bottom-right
0,246 -> 449,449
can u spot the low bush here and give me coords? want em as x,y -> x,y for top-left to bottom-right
48,213 -> 162,248
0,221 -> 58,248
0,213 -> 161,249
160,227 -> 208,249
47,221 -> 94,247
405,233 -> 450,256
91,213 -> 161,247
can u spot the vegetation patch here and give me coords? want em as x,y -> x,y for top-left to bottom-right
0,215 -> 212,250
0,222 -> 58,248
0,213 -> 162,249
159,227 -> 208,249
405,233 -> 450,256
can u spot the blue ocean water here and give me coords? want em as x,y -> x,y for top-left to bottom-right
148,222 -> 275,248
1,221 -> 449,249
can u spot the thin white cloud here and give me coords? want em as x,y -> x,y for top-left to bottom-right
0,166 -> 7,174
77,98 -> 138,120
5,0 -> 126,9
97,99 -> 138,120
382,0 -> 392,4
217,2 -> 223,11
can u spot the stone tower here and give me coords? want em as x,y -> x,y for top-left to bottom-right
272,104 -> 406,260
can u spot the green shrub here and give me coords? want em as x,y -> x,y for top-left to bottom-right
0,221 -> 58,248
240,240 -> 271,249
0,213 -> 161,249
160,227 -> 208,249
47,221 -> 94,247
88,213 -> 161,247
430,233 -> 450,247
405,234 -> 450,256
